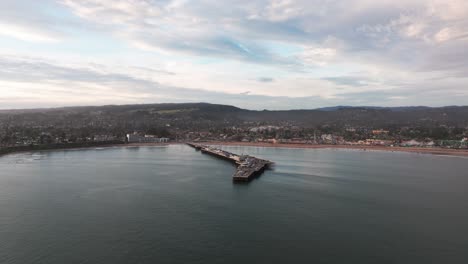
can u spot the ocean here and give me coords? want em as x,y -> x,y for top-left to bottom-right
1,145 -> 467,263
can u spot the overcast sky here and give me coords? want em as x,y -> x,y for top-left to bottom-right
1,0 -> 467,109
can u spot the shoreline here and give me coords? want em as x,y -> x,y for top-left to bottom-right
0,142 -> 172,157
0,142 -> 183,158
2,141 -> 468,158
203,141 -> 468,157
0,141 -> 125,158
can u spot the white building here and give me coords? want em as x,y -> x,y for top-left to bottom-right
401,140 -> 423,147
126,133 -> 169,143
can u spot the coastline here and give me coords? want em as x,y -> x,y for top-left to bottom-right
2,141 -> 468,158
0,141 -> 125,158
204,141 -> 468,157
0,142 -> 179,158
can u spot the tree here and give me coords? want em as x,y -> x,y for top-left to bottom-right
431,126 -> 449,140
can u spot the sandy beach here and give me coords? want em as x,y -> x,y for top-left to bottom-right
2,142 -> 468,158
202,141 -> 468,157
117,142 -> 468,157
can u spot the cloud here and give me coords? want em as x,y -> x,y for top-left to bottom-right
322,76 -> 370,87
0,0 -> 467,109
257,77 -> 275,83
0,22 -> 62,43
1,54 -> 467,110
0,0 -> 66,43
56,0 -> 468,73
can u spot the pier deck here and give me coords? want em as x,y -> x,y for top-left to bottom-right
187,143 -> 272,182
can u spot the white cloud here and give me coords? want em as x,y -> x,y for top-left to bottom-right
300,47 -> 337,66
428,0 -> 468,20
0,22 -> 61,43
434,27 -> 465,42
0,0 -> 467,108
254,0 -> 305,22
61,0 -> 164,25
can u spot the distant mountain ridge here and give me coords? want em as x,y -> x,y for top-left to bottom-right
0,103 -> 464,113
313,106 -> 457,112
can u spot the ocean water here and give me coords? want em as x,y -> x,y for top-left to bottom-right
0,145 -> 467,264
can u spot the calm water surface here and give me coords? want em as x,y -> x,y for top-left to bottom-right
1,145 -> 467,264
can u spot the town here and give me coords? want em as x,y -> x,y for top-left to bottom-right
1,103 -> 467,152
1,123 -> 467,151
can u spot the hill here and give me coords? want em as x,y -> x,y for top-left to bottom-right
1,103 -> 468,128
1,103 -> 467,144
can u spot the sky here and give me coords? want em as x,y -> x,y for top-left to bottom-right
0,0 -> 467,110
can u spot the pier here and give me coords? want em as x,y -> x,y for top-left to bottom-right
187,143 -> 273,182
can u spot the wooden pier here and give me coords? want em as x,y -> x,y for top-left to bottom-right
187,143 -> 272,182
